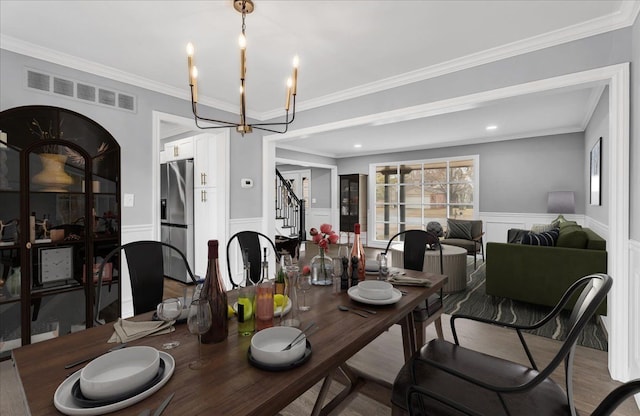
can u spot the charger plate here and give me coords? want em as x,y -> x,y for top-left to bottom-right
54,351 -> 174,415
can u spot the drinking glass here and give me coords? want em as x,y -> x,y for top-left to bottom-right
337,244 -> 349,261
187,298 -> 212,370
156,297 -> 182,349
297,272 -> 312,311
332,257 -> 343,294
281,253 -> 294,269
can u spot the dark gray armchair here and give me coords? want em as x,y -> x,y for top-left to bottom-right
440,219 -> 484,269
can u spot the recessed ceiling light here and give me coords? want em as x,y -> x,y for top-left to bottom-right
486,125 -> 498,131
354,144 -> 362,148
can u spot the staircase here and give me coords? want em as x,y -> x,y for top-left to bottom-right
275,169 -> 306,242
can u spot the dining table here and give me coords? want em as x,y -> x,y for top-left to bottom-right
11,268 -> 447,416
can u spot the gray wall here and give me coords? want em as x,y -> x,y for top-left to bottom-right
0,49 -> 257,223
584,87 -> 609,224
337,133 -> 585,214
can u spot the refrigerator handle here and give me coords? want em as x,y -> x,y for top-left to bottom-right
161,199 -> 167,220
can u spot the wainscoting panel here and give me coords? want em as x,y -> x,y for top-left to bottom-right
629,239 -> 640,400
120,224 -> 154,318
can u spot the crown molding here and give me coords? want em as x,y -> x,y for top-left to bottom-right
3,3 -> 638,121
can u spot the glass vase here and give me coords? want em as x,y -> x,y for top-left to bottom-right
311,246 -> 333,286
280,265 -> 301,328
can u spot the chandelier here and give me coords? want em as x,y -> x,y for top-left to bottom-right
186,0 -> 299,136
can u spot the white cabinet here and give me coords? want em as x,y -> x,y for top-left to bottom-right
193,187 -> 218,277
163,137 -> 194,162
193,134 -> 217,187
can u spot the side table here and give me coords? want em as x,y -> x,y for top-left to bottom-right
391,243 -> 467,293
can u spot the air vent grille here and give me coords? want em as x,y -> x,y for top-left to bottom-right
118,94 -> 135,111
77,83 -> 96,101
53,77 -> 74,97
24,68 -> 136,113
27,70 -> 50,91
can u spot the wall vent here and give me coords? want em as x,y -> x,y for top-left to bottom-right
27,70 -> 50,91
53,77 -> 74,97
24,68 -> 137,113
77,83 -> 96,102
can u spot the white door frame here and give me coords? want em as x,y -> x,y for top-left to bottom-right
151,111 -> 230,278
263,63 -> 631,381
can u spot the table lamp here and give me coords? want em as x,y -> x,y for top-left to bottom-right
547,191 -> 575,223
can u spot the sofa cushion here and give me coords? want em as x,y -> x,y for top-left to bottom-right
531,223 -> 555,233
559,220 -> 579,230
447,219 -> 472,240
521,229 -> 559,246
557,228 -> 588,249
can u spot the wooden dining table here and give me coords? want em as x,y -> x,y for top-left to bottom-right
11,269 -> 447,416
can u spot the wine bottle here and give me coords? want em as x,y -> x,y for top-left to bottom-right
200,240 -> 228,344
350,223 -> 366,282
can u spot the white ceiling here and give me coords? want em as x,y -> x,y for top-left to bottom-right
1,1 -> 638,158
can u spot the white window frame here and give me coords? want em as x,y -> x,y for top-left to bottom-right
368,154 -> 479,247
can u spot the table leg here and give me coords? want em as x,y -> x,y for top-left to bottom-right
400,314 -> 417,361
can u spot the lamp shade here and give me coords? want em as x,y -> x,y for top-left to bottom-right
547,191 -> 575,214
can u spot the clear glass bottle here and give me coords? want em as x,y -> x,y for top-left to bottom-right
350,223 -> 366,282
237,262 -> 256,336
200,240 -> 228,344
256,248 -> 274,331
280,265 -> 300,328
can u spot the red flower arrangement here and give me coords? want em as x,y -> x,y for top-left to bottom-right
310,223 -> 339,251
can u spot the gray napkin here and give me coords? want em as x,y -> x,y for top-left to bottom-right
108,318 -> 173,343
387,275 -> 432,287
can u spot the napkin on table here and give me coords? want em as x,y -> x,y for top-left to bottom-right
108,318 -> 174,343
387,275 -> 432,287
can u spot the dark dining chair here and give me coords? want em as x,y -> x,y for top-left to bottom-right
383,229 -> 444,345
391,273 -> 612,416
94,240 -> 198,324
226,231 -> 280,287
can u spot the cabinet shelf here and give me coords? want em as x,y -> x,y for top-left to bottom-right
31,282 -> 83,297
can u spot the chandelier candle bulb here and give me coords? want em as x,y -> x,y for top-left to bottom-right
285,78 -> 292,111
292,55 -> 299,95
191,66 -> 198,103
186,43 -> 195,85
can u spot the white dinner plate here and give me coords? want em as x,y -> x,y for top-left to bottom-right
54,351 -> 175,415
233,298 -> 292,317
347,286 -> 402,305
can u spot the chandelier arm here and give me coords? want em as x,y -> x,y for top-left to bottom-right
249,97 -> 296,128
253,124 -> 289,134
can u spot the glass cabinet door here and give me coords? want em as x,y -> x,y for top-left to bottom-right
0,142 -> 21,358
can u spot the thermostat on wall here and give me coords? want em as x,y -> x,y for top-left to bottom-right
241,178 -> 253,188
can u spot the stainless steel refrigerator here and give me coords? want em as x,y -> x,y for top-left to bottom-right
160,159 -> 194,283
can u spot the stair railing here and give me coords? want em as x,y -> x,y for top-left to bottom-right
275,169 -> 306,241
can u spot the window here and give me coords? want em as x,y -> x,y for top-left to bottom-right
370,156 -> 478,242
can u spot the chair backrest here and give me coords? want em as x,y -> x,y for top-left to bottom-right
591,379 -> 640,416
521,274 -> 612,405
384,230 -> 442,274
94,240 -> 197,323
226,231 -> 279,287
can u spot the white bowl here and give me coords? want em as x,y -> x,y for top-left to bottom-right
80,346 -> 160,400
357,280 -> 393,300
250,326 -> 306,366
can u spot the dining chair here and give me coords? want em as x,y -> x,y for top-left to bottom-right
94,240 -> 198,324
383,229 -> 444,345
391,273 -> 612,416
226,231 -> 280,288
440,219 -> 484,269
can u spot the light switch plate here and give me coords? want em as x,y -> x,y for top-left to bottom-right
123,193 -> 135,207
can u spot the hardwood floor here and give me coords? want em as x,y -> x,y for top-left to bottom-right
163,275 -> 640,415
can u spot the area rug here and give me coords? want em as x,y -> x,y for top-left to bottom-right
442,261 -> 608,351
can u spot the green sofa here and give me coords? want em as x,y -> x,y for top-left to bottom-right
485,224 -> 607,315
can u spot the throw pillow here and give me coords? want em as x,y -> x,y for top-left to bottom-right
556,229 -> 588,249
446,220 -> 472,240
531,223 -> 555,233
521,228 -> 559,246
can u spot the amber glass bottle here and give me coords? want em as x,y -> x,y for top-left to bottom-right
350,223 -> 366,282
200,240 -> 228,344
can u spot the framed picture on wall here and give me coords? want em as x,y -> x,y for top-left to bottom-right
590,137 -> 601,206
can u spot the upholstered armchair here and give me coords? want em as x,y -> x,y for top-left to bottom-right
440,219 -> 484,268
